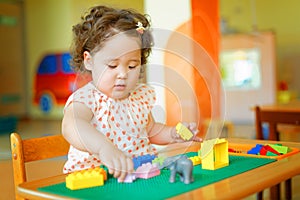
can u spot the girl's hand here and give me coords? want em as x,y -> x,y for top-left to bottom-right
183,122 -> 202,142
98,142 -> 134,182
185,122 -> 202,142
171,122 -> 202,143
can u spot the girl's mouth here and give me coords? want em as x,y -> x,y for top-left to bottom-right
114,84 -> 126,90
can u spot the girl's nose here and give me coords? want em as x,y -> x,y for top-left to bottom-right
117,66 -> 128,79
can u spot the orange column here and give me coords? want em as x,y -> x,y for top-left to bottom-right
191,0 -> 220,125
191,0 -> 219,63
165,0 -> 220,130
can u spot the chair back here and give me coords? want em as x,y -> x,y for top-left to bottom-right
10,133 -> 69,200
255,106 -> 264,139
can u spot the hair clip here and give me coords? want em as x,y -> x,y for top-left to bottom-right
136,21 -> 145,34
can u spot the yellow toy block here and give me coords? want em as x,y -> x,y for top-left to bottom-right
176,122 -> 193,140
189,156 -> 201,166
66,167 -> 106,190
200,138 -> 229,170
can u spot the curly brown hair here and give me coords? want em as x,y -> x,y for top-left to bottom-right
70,5 -> 154,72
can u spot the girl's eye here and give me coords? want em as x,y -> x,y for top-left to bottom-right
107,65 -> 117,69
129,66 -> 137,69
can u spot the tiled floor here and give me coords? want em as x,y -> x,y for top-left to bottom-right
1,119 -> 300,199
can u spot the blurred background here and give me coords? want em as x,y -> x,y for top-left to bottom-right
1,0 -> 300,198
1,0 -> 300,153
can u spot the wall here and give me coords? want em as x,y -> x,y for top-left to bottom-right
23,0 -> 219,123
0,2 -> 26,116
24,0 -> 143,118
220,0 -> 300,97
221,32 -> 276,123
144,0 -> 195,125
145,0 -> 220,131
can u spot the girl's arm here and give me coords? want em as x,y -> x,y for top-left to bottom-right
147,114 -> 201,145
62,102 -> 133,181
146,114 -> 176,145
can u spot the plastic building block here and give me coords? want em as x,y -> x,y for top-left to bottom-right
176,122 -> 194,141
247,144 -> 292,157
260,145 -> 280,156
119,163 -> 160,183
133,154 -> 157,169
268,144 -> 290,154
152,156 -> 165,168
198,149 -> 201,157
135,163 -> 160,179
201,138 -> 229,170
66,167 -> 106,190
118,173 -> 136,183
265,145 -> 280,155
266,151 -> 278,156
97,167 -> 107,180
247,144 -> 263,155
228,148 -> 243,153
189,156 -> 201,166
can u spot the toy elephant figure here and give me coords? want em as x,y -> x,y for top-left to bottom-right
162,155 -> 194,184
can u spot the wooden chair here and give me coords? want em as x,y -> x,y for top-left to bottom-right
10,132 -> 70,200
255,106 -> 292,200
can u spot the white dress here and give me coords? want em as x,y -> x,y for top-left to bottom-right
63,82 -> 157,173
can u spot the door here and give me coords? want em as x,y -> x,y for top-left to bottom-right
0,2 -> 26,116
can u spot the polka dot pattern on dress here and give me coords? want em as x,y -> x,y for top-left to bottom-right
63,83 -> 157,173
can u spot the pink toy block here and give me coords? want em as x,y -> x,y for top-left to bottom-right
118,173 -> 136,183
135,163 -> 160,179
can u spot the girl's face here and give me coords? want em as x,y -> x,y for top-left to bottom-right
84,34 -> 142,100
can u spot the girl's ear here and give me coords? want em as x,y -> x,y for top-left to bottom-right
83,51 -> 93,70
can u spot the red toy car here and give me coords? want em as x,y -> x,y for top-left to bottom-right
34,53 -> 91,113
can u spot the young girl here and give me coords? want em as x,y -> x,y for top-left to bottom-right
62,5 -> 201,182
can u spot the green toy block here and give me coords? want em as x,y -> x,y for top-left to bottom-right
152,157 -> 165,166
268,144 -> 290,154
266,151 -> 278,156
